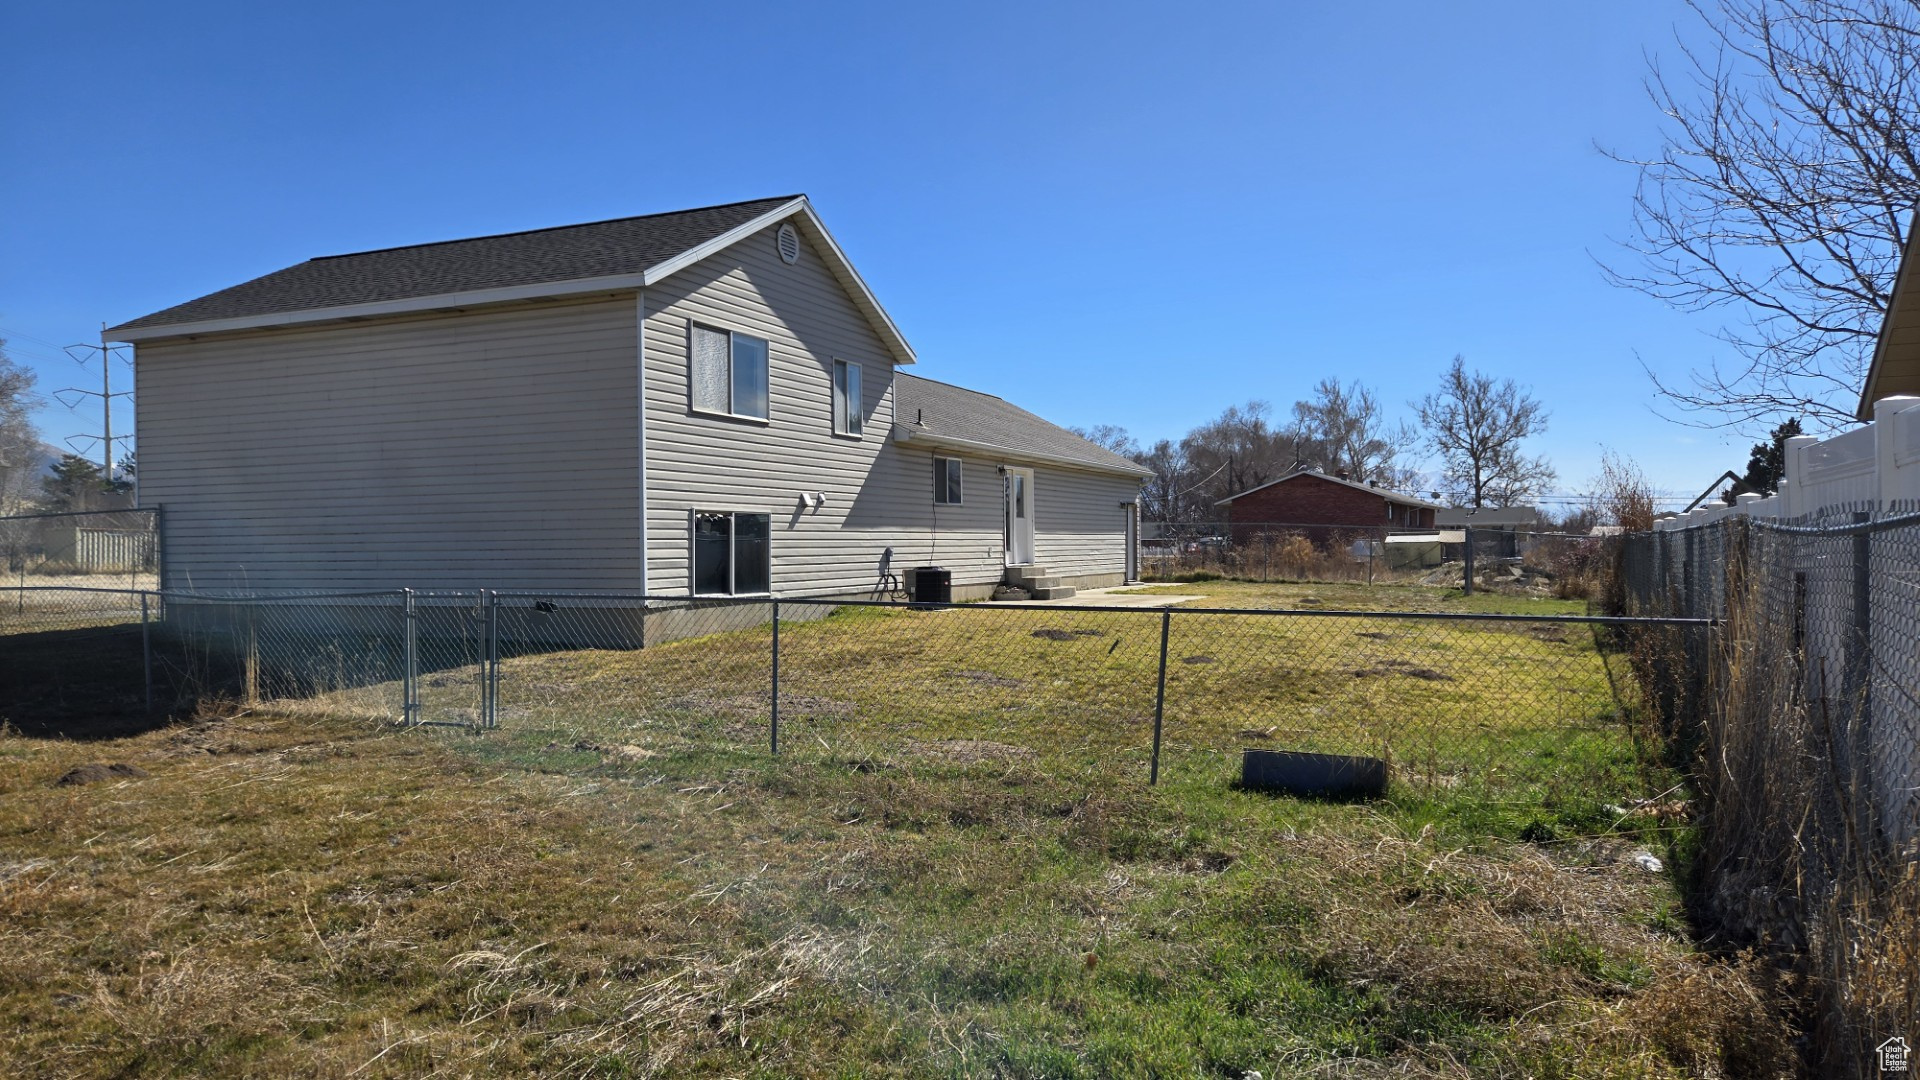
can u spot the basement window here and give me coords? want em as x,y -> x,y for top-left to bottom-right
690,324 -> 770,420
933,457 -> 963,504
692,512 -> 771,595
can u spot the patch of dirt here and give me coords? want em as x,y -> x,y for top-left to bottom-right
1528,625 -> 1571,643
1352,659 -> 1454,682
1237,727 -> 1276,740
1030,629 -> 1078,642
1181,850 -> 1237,873
1354,631 -> 1394,640
1072,628 -> 1104,637
54,762 -> 149,786
903,739 -> 1038,764
1181,655 -> 1215,665
662,690 -> 856,721
777,695 -> 858,719
949,670 -> 1024,689
558,741 -> 658,762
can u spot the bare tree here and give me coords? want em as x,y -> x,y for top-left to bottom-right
1288,378 -> 1420,489
1603,0 -> 1920,431
1137,439 -> 1197,523
1588,450 -> 1659,532
1178,401 -> 1302,511
0,341 -> 44,515
1414,356 -> 1556,508
1066,423 -> 1142,459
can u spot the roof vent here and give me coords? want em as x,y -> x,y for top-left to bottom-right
776,223 -> 800,265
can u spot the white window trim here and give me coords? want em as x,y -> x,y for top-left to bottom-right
831,358 -> 865,440
689,509 -> 773,596
688,322 -> 772,423
933,455 -> 964,505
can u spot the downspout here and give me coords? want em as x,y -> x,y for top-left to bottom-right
636,289 -> 649,595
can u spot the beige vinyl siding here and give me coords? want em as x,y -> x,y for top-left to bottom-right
135,297 -> 641,591
866,451 -> 1135,586
644,223 -> 912,596
643,222 -> 1139,596
1032,465 -> 1135,578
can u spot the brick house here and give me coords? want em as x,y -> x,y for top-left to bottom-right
1215,470 -> 1441,547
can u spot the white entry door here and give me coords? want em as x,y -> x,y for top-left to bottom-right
1004,467 -> 1035,566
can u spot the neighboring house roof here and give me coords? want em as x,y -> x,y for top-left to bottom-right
1434,506 -> 1542,528
104,195 -> 917,366
1213,470 -> 1443,509
892,374 -> 1154,479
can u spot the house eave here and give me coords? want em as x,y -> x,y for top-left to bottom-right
1861,209 -> 1920,420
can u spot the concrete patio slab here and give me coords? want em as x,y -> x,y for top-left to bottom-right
978,586 -> 1207,608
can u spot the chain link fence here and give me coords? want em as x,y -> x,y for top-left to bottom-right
1143,522 -> 1608,598
1,584 -> 1702,809
0,507 -> 159,591
1617,511 -> 1919,1074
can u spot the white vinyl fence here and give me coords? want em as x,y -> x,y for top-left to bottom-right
1651,394 -> 1920,846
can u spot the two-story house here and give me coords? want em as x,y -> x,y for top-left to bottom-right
106,196 -> 1150,606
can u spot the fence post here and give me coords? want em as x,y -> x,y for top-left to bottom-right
483,590 -> 499,729
770,599 -> 781,756
1848,511 -> 1872,746
243,602 -> 259,705
140,592 -> 152,714
403,588 -> 418,726
1462,527 -> 1475,596
1150,609 -> 1170,785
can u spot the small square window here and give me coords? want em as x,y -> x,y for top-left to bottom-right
833,359 -> 863,437
692,511 -> 773,595
690,324 -> 770,420
933,457 -> 963,504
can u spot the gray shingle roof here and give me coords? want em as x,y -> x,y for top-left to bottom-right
893,373 -> 1153,478
110,196 -> 802,331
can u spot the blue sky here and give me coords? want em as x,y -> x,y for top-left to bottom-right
1,0 -> 1769,508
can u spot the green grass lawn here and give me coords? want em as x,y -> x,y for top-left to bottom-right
397,582 -> 1665,839
0,708 -> 1790,1079
0,581 -> 1788,1077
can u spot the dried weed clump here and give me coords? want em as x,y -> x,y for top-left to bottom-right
1615,523 -> 1920,1077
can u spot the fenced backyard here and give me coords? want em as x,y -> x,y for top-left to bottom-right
2,584 -> 1701,815
11,579 -> 1835,1077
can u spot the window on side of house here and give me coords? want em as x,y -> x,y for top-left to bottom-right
832,359 -> 863,437
690,324 -> 770,420
692,511 -> 773,595
933,457 -> 963,504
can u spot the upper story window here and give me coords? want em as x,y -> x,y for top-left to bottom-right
933,456 -> 963,504
691,323 -> 769,420
832,359 -> 863,437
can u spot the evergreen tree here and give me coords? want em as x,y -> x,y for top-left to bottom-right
1738,418 -> 1803,497
40,453 -> 126,511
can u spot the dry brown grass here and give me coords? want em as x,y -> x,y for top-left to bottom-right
0,697 -> 1806,1078
1615,529 -> 1920,1078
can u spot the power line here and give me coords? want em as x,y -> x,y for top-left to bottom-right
54,340 -> 133,482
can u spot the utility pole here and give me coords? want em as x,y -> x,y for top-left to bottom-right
57,336 -> 133,484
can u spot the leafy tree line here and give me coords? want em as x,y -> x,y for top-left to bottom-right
1074,357 -> 1555,524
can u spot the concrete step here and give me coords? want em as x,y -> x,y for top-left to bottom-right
1030,586 -> 1077,600
1009,566 -> 1054,585
1015,575 -> 1060,591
